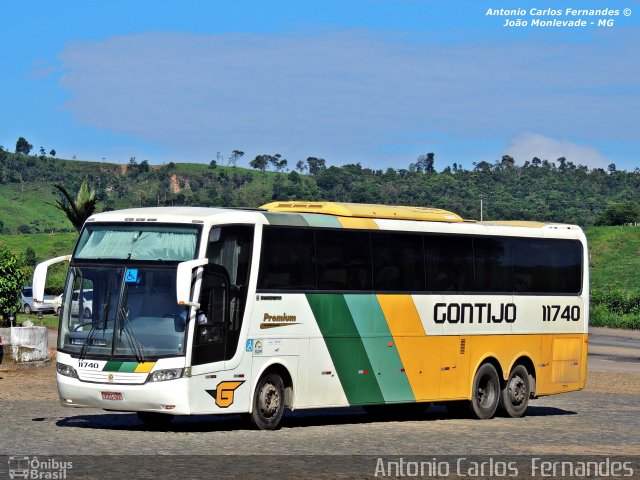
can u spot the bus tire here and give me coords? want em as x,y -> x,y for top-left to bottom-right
499,364 -> 530,418
137,412 -> 174,429
470,363 -> 500,420
251,373 -> 285,430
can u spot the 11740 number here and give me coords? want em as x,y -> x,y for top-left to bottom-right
542,305 -> 580,322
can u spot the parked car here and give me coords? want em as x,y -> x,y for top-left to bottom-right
52,293 -> 63,316
70,289 -> 93,318
20,287 -> 57,315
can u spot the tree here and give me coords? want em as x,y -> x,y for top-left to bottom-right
501,155 -> 515,168
0,247 -> 29,324
595,202 -> 640,226
39,146 -> 47,161
209,159 -> 217,169
0,220 -> 4,234
138,160 -> 149,173
412,153 -> 436,173
250,155 -> 269,172
270,154 -> 287,172
15,137 -> 33,155
52,178 -> 97,232
295,160 -> 307,174
229,150 -> 244,167
24,246 -> 37,267
49,149 -> 56,157
306,157 -> 326,177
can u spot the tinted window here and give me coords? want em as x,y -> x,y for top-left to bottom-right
372,233 -> 425,291
425,235 -> 473,291
257,228 -> 315,290
512,238 -> 550,293
316,230 -> 372,291
473,237 -> 513,292
548,240 -> 582,294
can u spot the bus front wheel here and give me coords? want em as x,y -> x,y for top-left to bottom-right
499,364 -> 530,418
251,373 -> 285,430
470,363 -> 500,420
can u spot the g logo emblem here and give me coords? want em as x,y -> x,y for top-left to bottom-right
108,373 -> 114,383
206,381 -> 245,408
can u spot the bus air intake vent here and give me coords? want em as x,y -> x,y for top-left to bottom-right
459,338 -> 466,355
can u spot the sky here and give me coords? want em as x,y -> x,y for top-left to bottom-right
1,0 -> 639,171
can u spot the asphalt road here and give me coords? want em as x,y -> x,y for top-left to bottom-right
1,327 -> 638,479
588,327 -> 640,373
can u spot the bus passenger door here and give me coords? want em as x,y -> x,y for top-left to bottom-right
192,265 -> 230,366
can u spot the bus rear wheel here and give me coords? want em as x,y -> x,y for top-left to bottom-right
499,364 -> 530,418
251,373 -> 285,430
471,363 -> 500,420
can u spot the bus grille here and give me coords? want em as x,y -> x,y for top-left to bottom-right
77,370 -> 148,385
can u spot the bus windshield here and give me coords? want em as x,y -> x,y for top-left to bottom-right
75,225 -> 198,261
58,265 -> 189,359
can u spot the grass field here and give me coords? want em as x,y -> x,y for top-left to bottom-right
586,226 -> 640,291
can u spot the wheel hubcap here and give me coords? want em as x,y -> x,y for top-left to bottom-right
259,383 -> 280,418
508,375 -> 526,404
477,376 -> 495,407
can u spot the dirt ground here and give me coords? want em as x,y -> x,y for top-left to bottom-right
1,360 -> 638,402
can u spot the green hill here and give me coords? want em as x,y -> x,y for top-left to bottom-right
585,226 -> 640,329
2,149 -> 640,235
587,226 -> 640,291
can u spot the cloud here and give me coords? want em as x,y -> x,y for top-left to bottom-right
57,30 -> 639,166
505,133 -> 609,169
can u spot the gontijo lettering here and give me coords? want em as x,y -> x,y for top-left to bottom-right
434,303 -> 516,324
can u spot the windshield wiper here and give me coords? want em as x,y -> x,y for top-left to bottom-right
118,307 -> 146,363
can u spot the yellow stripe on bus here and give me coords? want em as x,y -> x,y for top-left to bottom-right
337,217 -> 379,229
134,362 -> 156,373
376,294 -> 439,400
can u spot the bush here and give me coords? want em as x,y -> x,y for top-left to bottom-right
590,288 -> 640,329
0,247 -> 29,325
590,304 -> 640,330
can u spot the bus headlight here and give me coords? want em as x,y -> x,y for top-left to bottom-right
148,368 -> 184,382
56,362 -> 78,379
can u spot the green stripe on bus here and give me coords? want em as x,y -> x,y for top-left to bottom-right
117,362 -> 139,373
344,295 -> 415,403
102,361 -> 138,372
300,213 -> 343,229
262,212 -> 309,227
103,361 -> 122,372
306,294 -> 384,405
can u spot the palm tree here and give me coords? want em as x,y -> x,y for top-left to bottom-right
52,179 -> 97,232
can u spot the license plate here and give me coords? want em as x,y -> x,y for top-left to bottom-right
101,391 -> 123,401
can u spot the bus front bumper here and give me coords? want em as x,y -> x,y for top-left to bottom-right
57,374 -> 191,415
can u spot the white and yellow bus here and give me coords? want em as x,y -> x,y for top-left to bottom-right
34,201 -> 588,429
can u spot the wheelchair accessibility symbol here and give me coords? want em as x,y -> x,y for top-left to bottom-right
125,269 -> 138,283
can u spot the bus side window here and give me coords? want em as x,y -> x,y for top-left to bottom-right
372,232 -> 425,292
316,230 -> 371,291
425,235 -> 473,292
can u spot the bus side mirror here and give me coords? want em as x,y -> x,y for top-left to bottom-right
33,255 -> 71,302
176,258 -> 209,308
